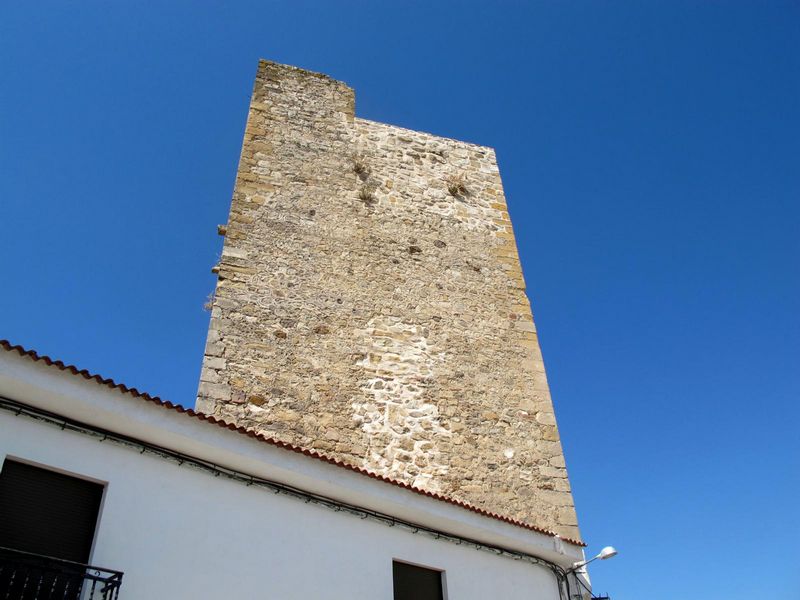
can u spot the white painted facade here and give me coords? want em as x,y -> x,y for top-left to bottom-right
0,348 -> 589,599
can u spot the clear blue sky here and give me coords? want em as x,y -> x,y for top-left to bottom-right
2,2 -> 798,597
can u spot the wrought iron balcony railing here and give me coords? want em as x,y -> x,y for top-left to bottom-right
0,546 -> 123,600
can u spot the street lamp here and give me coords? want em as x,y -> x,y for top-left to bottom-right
568,546 -> 618,572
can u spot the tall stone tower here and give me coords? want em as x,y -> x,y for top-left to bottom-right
197,60 -> 580,540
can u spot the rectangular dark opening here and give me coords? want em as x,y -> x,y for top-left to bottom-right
0,458 -> 104,563
393,560 -> 444,600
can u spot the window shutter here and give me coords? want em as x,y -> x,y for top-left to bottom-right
393,561 -> 444,600
0,460 -> 103,564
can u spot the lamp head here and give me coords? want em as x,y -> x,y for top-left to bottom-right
597,546 -> 618,560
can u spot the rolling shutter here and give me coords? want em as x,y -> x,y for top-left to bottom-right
0,459 -> 103,564
393,561 -> 444,600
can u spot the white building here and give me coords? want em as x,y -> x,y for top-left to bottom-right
0,340 -> 595,599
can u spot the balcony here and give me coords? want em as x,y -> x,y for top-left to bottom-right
0,546 -> 123,599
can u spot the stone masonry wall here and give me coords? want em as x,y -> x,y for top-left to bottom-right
197,60 -> 580,540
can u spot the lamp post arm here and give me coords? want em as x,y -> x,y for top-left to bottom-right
567,553 -> 599,573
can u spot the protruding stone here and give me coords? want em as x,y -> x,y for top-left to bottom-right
198,382 -> 231,402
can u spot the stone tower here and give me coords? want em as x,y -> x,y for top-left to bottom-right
197,60 -> 580,540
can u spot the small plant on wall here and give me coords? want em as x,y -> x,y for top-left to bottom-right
358,183 -> 378,206
352,153 -> 371,180
203,291 -> 215,312
445,174 -> 469,198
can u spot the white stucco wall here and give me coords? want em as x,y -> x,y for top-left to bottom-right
0,349 -> 584,600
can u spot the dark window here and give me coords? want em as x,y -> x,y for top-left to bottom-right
393,560 -> 444,600
0,459 -> 104,563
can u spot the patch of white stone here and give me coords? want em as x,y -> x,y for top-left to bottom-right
352,316 -> 451,491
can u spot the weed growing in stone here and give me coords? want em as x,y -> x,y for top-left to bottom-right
358,184 -> 377,206
445,174 -> 469,198
352,154 -> 370,180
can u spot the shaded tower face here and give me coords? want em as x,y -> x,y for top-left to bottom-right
197,60 -> 580,540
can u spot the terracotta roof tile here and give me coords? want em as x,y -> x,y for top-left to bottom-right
0,339 -> 585,547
